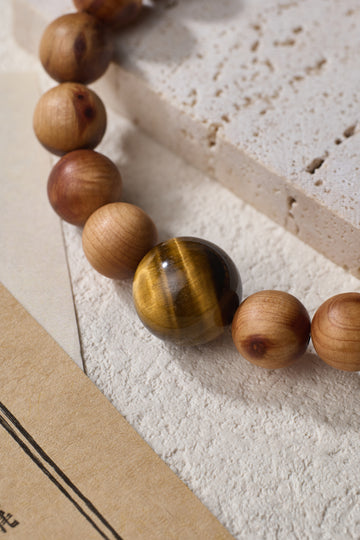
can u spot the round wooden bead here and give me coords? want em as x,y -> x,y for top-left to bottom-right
73,0 -> 142,29
82,202 -> 158,279
33,83 -> 106,156
311,292 -> 360,371
133,237 -> 241,346
39,13 -> 113,84
232,290 -> 310,369
47,150 -> 122,226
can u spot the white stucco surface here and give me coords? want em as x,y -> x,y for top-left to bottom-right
61,109 -> 360,540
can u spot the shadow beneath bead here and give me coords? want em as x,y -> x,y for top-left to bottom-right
112,0 -> 244,68
108,119 -> 191,240
150,0 -> 245,23
174,334 -> 360,432
113,5 -> 196,68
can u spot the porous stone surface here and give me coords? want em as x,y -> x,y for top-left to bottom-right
10,2 -> 360,538
15,0 -> 360,275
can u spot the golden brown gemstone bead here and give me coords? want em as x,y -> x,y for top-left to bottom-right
311,292 -> 360,371
232,290 -> 310,369
74,0 -> 143,29
82,202 -> 158,279
47,150 -> 122,226
133,237 -> 241,346
33,83 -> 106,156
39,13 -> 113,84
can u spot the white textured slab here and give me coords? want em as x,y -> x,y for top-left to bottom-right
0,71 -> 82,369
62,105 -> 360,540
14,0 -> 360,275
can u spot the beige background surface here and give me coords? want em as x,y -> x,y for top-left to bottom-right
0,72 -> 82,366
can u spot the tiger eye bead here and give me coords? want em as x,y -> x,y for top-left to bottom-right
82,202 -> 158,279
47,150 -> 122,226
74,0 -> 143,29
311,292 -> 360,371
232,290 -> 310,369
33,83 -> 106,156
39,13 -> 113,84
133,237 -> 241,346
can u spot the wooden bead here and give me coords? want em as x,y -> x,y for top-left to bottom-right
33,83 -> 106,156
232,290 -> 310,369
39,13 -> 113,84
311,292 -> 360,371
73,0 -> 142,29
133,237 -> 241,346
47,150 -> 122,226
82,202 -> 158,279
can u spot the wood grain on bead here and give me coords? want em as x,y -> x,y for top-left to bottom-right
82,202 -> 158,279
133,237 -> 241,346
74,0 -> 142,28
33,83 -> 106,156
47,150 -> 122,226
232,290 -> 310,369
39,13 -> 113,84
311,292 -> 360,371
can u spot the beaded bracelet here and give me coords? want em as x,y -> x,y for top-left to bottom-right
33,1 -> 360,372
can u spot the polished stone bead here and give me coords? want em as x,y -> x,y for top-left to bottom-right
133,237 -> 242,346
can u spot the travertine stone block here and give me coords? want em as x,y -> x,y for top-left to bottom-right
14,0 -> 360,275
